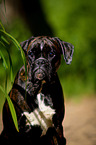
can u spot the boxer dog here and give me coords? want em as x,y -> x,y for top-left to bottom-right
0,36 -> 74,145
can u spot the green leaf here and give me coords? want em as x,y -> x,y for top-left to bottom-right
6,93 -> 19,132
0,50 -> 8,69
0,29 -> 26,83
0,29 -> 26,67
0,41 -> 14,84
1,35 -> 10,45
0,29 -> 27,91
0,21 -> 5,31
0,86 -> 19,132
10,65 -> 14,84
0,40 -> 6,47
5,48 -> 14,84
0,30 -> 20,49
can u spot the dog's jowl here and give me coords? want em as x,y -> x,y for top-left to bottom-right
0,36 -> 74,145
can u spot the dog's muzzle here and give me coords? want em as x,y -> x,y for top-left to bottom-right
35,69 -> 45,80
33,58 -> 49,80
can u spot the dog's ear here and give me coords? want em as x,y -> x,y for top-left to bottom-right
20,36 -> 35,54
55,37 -> 74,64
61,41 -> 74,64
20,40 -> 28,54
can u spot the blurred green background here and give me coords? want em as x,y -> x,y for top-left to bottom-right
0,0 -> 96,110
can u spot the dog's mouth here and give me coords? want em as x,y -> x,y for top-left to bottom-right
35,69 -> 45,80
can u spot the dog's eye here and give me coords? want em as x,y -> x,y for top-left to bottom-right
28,51 -> 33,56
30,52 -> 33,56
49,52 -> 54,57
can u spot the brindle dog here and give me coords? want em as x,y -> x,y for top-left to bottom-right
0,36 -> 74,145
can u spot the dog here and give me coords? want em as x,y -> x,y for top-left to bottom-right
0,36 -> 74,145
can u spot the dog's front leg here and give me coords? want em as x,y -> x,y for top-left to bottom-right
52,85 -> 66,145
42,76 -> 66,145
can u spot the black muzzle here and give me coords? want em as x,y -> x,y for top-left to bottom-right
32,58 -> 49,81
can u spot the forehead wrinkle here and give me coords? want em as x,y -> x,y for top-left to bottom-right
40,39 -> 50,51
46,37 -> 55,46
27,37 -> 56,53
43,38 -> 54,50
40,41 -> 44,51
28,41 -> 41,53
27,38 -> 38,53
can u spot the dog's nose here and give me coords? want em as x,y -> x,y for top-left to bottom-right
35,58 -> 46,66
33,58 -> 48,80
36,60 -> 45,65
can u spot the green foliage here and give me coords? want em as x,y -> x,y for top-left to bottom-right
0,27 -> 18,131
0,29 -> 27,73
0,86 -> 19,132
0,21 -> 27,131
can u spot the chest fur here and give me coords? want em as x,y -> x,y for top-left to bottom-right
22,94 -> 55,135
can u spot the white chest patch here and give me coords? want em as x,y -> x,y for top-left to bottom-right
23,94 -> 55,135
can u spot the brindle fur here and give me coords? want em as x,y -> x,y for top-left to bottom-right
0,36 -> 74,145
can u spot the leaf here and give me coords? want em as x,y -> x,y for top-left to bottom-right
0,86 -> 19,132
0,21 -> 5,31
0,41 -> 14,84
0,29 -> 26,67
10,65 -> 14,84
0,29 -> 26,83
1,35 -> 10,45
0,50 -> 8,69
6,93 -> 19,132
0,29 -> 27,129
0,29 -> 27,91
5,48 -> 14,84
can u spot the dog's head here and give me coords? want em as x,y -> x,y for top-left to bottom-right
20,36 -> 74,82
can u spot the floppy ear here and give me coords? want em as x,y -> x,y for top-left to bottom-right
20,40 -> 28,54
61,41 -> 74,64
20,36 -> 35,54
55,37 -> 74,64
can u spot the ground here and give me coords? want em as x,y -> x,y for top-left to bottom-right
0,97 -> 96,145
